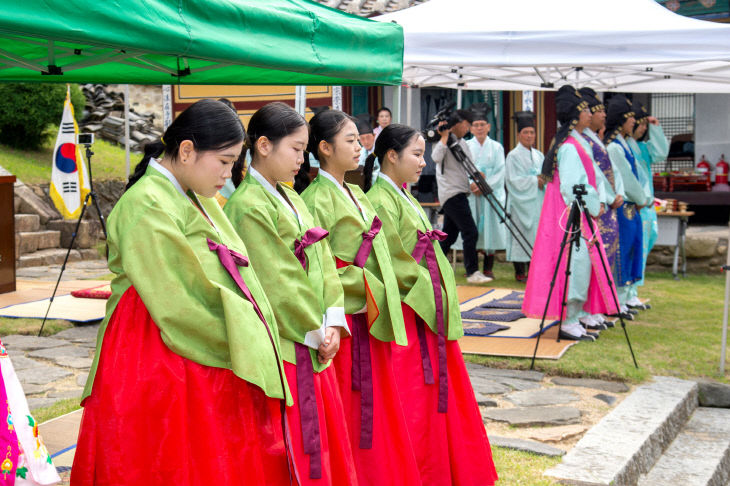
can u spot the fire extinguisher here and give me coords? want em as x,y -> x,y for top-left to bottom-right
697,154 -> 712,176
716,154 -> 729,185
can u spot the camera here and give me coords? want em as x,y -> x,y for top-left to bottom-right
572,184 -> 588,197
423,102 -> 458,143
77,133 -> 94,146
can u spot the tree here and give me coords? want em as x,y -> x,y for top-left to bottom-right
0,83 -> 86,150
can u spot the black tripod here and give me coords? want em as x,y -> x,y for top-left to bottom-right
530,185 -> 638,370
444,133 -> 534,258
38,144 -> 108,337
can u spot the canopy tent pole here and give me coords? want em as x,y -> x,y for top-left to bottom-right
405,84 -> 413,126
295,86 -> 307,116
456,84 -> 463,108
124,84 -> 130,179
722,222 -> 730,374
392,85 -> 402,123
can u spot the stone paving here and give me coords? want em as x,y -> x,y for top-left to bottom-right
466,362 -> 632,456
2,325 -> 99,411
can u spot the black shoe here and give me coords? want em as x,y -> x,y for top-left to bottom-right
586,331 -> 599,340
603,319 -> 616,328
627,308 -> 639,315
559,331 -> 594,341
620,312 -> 634,321
628,302 -> 651,311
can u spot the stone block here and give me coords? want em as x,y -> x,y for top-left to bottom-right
79,248 -> 102,260
47,389 -> 82,399
638,408 -> 730,486
545,376 -> 698,486
505,388 -> 580,407
594,393 -> 617,406
685,237 -> 717,259
482,406 -> 581,427
36,230 -> 61,250
528,424 -> 587,443
28,346 -> 90,360
53,325 -> 100,343
16,363 -> 73,385
27,398 -> 57,411
465,363 -> 545,382
718,245 -> 728,256
13,184 -> 60,224
15,232 -> 40,255
46,219 -> 101,249
469,376 -> 511,395
551,377 -> 629,393
698,381 -> 730,408
76,372 -> 89,387
489,436 -> 565,457
14,214 -> 40,232
37,249 -> 81,266
53,356 -> 93,369
1,335 -> 67,351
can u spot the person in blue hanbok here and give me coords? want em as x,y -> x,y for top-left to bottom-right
625,102 -> 669,309
604,95 -> 651,318
465,104 -> 507,279
578,88 -> 625,330
504,111 -> 545,282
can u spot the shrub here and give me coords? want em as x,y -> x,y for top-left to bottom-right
0,83 -> 86,150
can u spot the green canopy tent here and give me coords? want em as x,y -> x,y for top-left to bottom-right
0,0 -> 403,85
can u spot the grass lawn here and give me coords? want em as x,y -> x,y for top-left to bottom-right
456,261 -> 729,383
0,129 -> 132,183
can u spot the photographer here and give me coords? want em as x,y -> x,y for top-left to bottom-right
432,109 -> 492,284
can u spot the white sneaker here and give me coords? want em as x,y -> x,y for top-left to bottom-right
592,314 -> 606,324
466,271 -> 493,284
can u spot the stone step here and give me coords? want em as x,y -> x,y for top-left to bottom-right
16,248 -> 99,268
46,219 -> 102,249
544,376 -> 698,486
638,407 -> 730,486
14,230 -> 61,255
14,214 -> 40,233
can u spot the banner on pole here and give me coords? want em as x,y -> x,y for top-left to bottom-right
49,86 -> 90,219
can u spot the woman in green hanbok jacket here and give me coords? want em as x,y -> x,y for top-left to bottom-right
362,124 -> 497,486
300,110 -> 422,486
223,103 -> 357,485
73,100 -> 293,486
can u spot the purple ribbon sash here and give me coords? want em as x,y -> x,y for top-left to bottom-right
291,227 -> 330,478
207,238 -> 299,484
350,313 -> 374,449
411,229 -> 449,414
353,216 -> 382,268
348,216 -> 381,449
294,227 -> 329,271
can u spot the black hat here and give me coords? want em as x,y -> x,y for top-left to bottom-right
633,101 -> 649,124
542,85 -> 589,177
578,87 -> 605,113
513,111 -> 535,132
604,95 -> 635,144
469,102 -> 492,122
355,117 -> 373,135
556,85 -> 589,125
310,105 -> 330,116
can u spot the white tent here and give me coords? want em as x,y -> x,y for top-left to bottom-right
376,0 -> 730,93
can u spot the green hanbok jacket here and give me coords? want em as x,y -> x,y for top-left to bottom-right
83,161 -> 291,404
224,167 -> 347,373
366,174 -> 464,340
301,169 -> 407,345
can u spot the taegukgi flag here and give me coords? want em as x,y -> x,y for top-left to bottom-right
50,85 -> 89,219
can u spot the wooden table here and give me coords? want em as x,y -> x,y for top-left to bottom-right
0,175 -> 16,294
656,210 -> 694,280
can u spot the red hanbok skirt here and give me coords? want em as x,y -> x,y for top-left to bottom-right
334,314 -> 422,486
71,286 -> 293,486
272,360 -> 358,485
391,304 -> 498,486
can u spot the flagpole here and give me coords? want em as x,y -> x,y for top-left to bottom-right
124,84 -> 130,179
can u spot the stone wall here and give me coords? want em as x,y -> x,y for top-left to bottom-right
646,237 -> 727,274
107,85 -> 164,130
